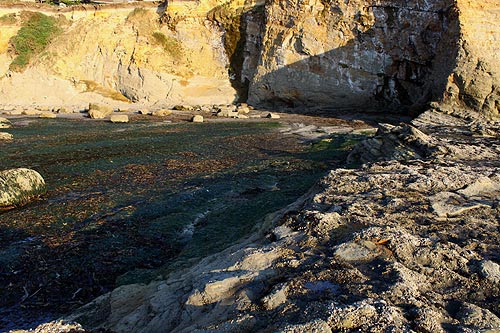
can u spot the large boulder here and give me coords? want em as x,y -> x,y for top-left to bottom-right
88,104 -> 113,119
0,168 -> 46,209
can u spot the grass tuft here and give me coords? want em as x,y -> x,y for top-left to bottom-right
9,12 -> 61,72
151,31 -> 183,59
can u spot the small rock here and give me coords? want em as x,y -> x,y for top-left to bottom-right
216,105 -> 238,118
138,109 -> 150,115
0,132 -> 13,141
199,105 -> 213,113
237,106 -> 250,114
151,110 -> 173,117
0,168 -> 46,209
39,112 -> 57,119
191,115 -> 204,123
0,117 -> 11,128
266,113 -> 280,119
334,240 -> 380,262
88,103 -> 113,119
236,114 -> 249,119
56,107 -> 70,114
478,260 -> 500,283
173,105 -> 193,111
110,115 -> 129,123
22,109 -> 41,116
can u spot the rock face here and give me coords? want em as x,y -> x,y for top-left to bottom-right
247,0 -> 500,115
0,168 -> 46,209
0,1 -> 498,114
0,2 -> 241,107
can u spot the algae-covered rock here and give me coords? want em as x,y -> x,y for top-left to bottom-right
0,168 -> 46,209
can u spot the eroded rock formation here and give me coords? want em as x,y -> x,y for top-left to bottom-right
247,0 -> 500,116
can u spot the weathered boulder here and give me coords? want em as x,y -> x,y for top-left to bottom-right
88,104 -> 113,119
216,105 -> 238,118
0,117 -> 11,128
191,115 -> 204,123
0,132 -> 13,141
39,112 -> 57,119
110,115 -> 129,123
0,168 -> 46,209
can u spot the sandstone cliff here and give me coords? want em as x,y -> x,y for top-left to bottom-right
0,1 -> 258,108
247,0 -> 500,116
0,0 -> 499,116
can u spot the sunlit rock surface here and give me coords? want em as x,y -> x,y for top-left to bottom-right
0,168 -> 46,209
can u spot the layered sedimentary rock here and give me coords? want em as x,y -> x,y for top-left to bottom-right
247,0 -> 500,116
0,2 -> 243,107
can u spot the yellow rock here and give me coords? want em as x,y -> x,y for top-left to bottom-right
39,112 -> 57,119
110,115 -> 129,123
151,110 -> 173,117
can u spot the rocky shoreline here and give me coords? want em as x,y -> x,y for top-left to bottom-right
7,107 -> 498,333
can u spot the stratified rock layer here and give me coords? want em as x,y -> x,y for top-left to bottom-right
0,168 -> 46,209
248,0 -> 500,115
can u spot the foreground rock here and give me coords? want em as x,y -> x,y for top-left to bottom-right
0,168 -> 46,209
27,109 -> 490,333
0,117 -> 11,128
0,132 -> 13,141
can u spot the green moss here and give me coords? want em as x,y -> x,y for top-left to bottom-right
0,13 -> 17,25
9,12 -> 61,72
151,31 -> 183,59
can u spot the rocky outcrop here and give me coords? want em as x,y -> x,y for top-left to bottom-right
0,168 -> 46,209
346,123 -> 446,164
247,0 -> 500,116
0,2 -> 241,107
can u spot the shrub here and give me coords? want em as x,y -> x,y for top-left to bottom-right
0,13 -> 17,25
151,31 -> 183,59
9,12 -> 61,72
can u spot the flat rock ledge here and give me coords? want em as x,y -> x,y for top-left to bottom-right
0,168 -> 46,209
12,110 -> 500,333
